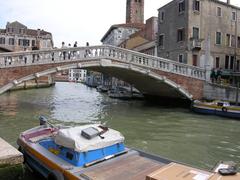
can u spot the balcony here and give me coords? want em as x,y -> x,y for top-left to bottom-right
190,38 -> 202,50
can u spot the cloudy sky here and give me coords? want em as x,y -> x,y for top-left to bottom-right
0,0 -> 240,47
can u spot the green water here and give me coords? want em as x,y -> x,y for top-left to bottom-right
0,82 -> 239,173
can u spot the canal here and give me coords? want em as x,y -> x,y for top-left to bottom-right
0,82 -> 239,175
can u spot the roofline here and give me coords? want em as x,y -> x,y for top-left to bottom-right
101,25 -> 118,42
211,0 -> 240,10
158,0 -> 240,11
101,23 -> 145,42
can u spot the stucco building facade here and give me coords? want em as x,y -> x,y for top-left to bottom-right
157,0 -> 240,72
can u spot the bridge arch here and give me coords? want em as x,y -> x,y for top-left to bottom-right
0,59 -> 193,100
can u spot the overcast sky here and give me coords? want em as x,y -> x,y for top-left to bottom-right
0,0 -> 240,47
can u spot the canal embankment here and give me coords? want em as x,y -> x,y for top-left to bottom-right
204,82 -> 240,103
0,137 -> 24,179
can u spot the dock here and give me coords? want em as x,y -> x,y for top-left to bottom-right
0,137 -> 24,179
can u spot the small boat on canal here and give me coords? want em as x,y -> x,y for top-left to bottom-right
17,116 -> 239,179
192,100 -> 240,119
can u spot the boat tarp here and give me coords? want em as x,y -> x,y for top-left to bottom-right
54,124 -> 124,152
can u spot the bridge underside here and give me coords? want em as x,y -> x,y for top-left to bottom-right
88,66 -> 188,99
0,60 -> 196,100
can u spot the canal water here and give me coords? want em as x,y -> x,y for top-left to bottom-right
0,82 -> 239,173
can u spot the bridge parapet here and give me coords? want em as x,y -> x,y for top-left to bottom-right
0,45 -> 206,80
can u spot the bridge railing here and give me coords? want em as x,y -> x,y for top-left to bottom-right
0,45 -> 206,80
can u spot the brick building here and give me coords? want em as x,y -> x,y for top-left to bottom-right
0,21 -> 53,52
157,0 -> 240,72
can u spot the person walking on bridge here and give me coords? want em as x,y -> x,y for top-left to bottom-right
210,68 -> 216,83
61,42 -> 67,60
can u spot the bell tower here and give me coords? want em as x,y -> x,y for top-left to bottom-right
126,0 -> 144,24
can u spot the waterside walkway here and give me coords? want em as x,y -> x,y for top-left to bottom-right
0,137 -> 23,179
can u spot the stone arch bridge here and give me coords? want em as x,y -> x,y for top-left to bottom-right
0,45 -> 206,100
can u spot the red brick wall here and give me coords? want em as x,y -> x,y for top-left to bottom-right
0,61 -> 79,86
126,0 -> 144,24
152,69 -> 204,99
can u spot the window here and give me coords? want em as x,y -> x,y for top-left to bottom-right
32,40 -> 35,47
177,28 -> 184,42
230,56 -> 234,70
9,38 -> 14,45
193,55 -> 197,66
225,55 -> 229,69
193,0 -> 200,11
179,1 -> 185,13
216,32 -> 221,45
18,39 -> 23,46
237,60 -> 240,71
0,37 -> 5,44
217,7 -> 222,16
238,37 -> 240,48
160,11 -> 165,22
226,34 -> 231,47
216,57 -> 220,68
231,35 -> 236,47
193,27 -> 199,39
23,39 -> 30,46
232,12 -> 236,21
158,34 -> 164,47
178,54 -> 184,63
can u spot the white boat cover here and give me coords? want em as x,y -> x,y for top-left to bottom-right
54,124 -> 124,152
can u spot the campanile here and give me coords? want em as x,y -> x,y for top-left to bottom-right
126,0 -> 144,24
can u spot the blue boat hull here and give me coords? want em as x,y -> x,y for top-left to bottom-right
192,106 -> 240,119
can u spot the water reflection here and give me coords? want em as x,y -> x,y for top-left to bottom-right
0,82 -> 239,170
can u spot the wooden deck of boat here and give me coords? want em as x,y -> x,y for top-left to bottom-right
77,150 -> 167,180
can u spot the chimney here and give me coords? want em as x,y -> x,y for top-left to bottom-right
227,0 -> 230,4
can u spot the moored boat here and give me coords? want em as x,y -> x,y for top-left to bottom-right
192,100 -> 240,119
17,117 -> 239,179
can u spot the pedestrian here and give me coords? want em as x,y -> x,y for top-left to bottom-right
216,68 -> 222,84
68,43 -> 71,59
74,41 -> 77,47
73,41 -> 77,57
61,42 -> 67,60
210,68 -> 215,83
85,42 -> 90,57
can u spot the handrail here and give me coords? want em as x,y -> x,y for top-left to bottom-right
0,45 -> 206,80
